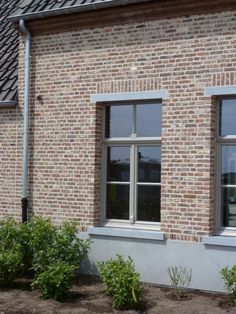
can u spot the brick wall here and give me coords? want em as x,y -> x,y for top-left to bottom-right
1,10 -> 236,240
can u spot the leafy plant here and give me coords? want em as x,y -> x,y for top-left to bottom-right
168,266 -> 192,299
98,255 -> 141,310
221,265 -> 236,306
0,216 -> 89,298
0,249 -> 23,287
0,217 -> 21,249
32,262 -> 76,301
25,216 -> 90,300
0,218 -> 24,286
21,216 -> 56,273
27,217 -> 90,274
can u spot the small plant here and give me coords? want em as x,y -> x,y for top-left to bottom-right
168,266 -> 192,299
97,255 -> 141,310
221,265 -> 236,306
32,262 -> 77,301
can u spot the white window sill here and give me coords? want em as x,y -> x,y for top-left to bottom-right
202,235 -> 236,247
88,227 -> 165,241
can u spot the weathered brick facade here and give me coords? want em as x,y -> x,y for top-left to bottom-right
1,10 -> 236,241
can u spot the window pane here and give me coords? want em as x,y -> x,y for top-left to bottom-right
107,147 -> 130,182
105,105 -> 132,138
136,104 -> 161,137
220,99 -> 236,136
137,185 -> 160,222
221,146 -> 236,185
106,184 -> 129,220
138,146 -> 161,183
222,187 -> 236,227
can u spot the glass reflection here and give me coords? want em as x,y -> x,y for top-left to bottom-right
221,146 -> 236,185
222,187 -> 236,227
106,184 -> 129,220
137,185 -> 160,222
220,99 -> 236,136
107,147 -> 130,182
138,146 -> 161,183
105,105 -> 132,138
136,104 -> 161,137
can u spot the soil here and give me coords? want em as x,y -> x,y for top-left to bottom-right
0,275 -> 235,314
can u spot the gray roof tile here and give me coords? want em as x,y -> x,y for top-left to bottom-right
0,0 -> 20,103
9,0 -> 149,21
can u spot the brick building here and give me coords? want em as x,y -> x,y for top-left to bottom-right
1,0 -> 236,291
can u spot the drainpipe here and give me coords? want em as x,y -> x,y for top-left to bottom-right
19,19 -> 31,223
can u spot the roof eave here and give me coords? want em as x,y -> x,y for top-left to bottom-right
0,100 -> 17,107
8,0 -> 152,23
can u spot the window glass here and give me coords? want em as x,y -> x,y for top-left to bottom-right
136,104 -> 162,137
220,99 -> 236,136
137,185 -> 161,222
107,147 -> 130,182
221,146 -> 236,185
221,145 -> 236,227
106,184 -> 129,220
138,146 -> 161,183
105,105 -> 132,138
222,187 -> 236,227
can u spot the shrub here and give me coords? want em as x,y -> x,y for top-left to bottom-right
27,217 -> 90,274
98,255 -> 141,310
0,249 -> 23,287
0,218 -> 23,286
21,216 -> 57,273
167,266 -> 192,299
221,265 -> 236,306
32,262 -> 77,301
0,216 -> 90,298
26,217 -> 90,300
0,217 -> 20,249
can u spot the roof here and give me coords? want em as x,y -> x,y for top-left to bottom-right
9,0 -> 151,22
0,0 -> 19,105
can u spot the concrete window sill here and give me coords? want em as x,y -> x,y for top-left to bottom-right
88,227 -> 165,241
202,236 -> 236,247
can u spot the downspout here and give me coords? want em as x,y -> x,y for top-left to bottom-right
19,19 -> 31,223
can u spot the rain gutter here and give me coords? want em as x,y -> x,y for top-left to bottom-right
19,19 -> 31,223
0,100 -> 17,107
8,0 -> 151,22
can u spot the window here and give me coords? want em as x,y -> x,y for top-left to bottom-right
102,102 -> 162,228
217,98 -> 236,231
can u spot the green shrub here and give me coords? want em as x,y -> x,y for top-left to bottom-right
32,262 -> 76,301
0,217 -> 20,249
20,216 -> 56,273
221,265 -> 236,306
0,248 -> 23,287
26,217 -> 90,274
26,217 -> 90,300
0,218 -> 23,286
98,255 -> 141,310
0,216 -> 90,298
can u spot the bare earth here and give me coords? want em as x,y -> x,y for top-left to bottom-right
0,275 -> 235,314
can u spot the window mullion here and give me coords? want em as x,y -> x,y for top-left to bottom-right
129,144 -> 136,224
216,142 -> 222,230
102,145 -> 108,222
133,105 -> 137,135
